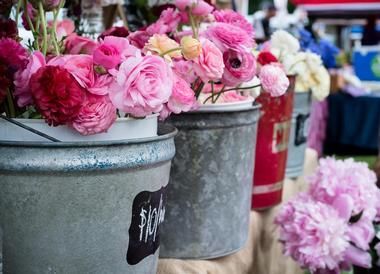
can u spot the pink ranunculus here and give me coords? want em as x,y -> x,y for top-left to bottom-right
205,22 -> 254,53
93,36 -> 131,69
128,30 -> 151,49
221,91 -> 249,103
109,55 -> 173,117
193,39 -> 224,83
173,59 -> 197,84
71,94 -> 117,136
192,0 -> 214,16
167,73 -> 197,114
88,74 -> 114,96
222,49 -> 256,87
213,9 -> 254,37
147,8 -> 181,35
175,0 -> 196,10
259,63 -> 289,97
14,51 -> 46,107
48,54 -> 94,90
65,33 -> 97,55
55,19 -> 75,40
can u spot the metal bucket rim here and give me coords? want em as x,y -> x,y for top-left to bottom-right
181,102 -> 261,115
0,123 -> 178,148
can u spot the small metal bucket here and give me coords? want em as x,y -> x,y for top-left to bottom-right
285,91 -> 311,178
252,76 -> 296,210
160,105 -> 261,259
0,125 -> 176,274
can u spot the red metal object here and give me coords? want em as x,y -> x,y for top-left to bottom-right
251,76 -> 295,210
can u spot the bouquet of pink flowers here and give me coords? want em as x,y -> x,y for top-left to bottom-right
275,157 -> 380,274
124,0 -> 290,118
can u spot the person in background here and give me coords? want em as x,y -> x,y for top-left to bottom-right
253,2 -> 277,42
362,15 -> 380,46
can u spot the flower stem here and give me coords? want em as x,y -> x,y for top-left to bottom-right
38,2 -> 48,55
213,84 -> 226,103
51,8 -> 60,55
159,47 -> 182,58
188,10 -> 198,39
195,81 -> 205,99
203,84 -> 261,104
5,88 -> 16,118
15,0 -> 22,27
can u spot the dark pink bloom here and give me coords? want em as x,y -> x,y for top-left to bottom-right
222,49 -> 256,87
93,36 -> 130,69
147,8 -> 181,35
65,34 -> 97,55
99,26 -> 130,40
192,0 -> 213,16
128,31 -> 151,49
0,38 -> 28,72
0,18 -> 18,39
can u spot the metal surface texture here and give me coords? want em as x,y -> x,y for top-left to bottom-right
0,125 -> 176,274
160,105 -> 261,259
286,92 -> 311,178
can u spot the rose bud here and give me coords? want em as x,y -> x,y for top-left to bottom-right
180,36 -> 201,60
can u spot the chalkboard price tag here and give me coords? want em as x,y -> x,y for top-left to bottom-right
295,113 -> 310,146
126,186 -> 167,265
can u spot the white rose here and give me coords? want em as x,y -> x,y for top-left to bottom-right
270,30 -> 300,55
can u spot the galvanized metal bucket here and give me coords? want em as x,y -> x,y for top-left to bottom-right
160,104 -> 261,259
285,91 -> 311,178
0,125 -> 176,274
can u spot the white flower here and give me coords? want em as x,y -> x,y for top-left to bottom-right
304,52 -> 323,73
282,52 -> 306,75
311,66 -> 330,101
271,30 -> 300,55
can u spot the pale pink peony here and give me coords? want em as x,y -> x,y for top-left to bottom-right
275,193 -> 350,273
173,59 -> 197,84
192,0 -> 214,16
167,73 -> 197,114
14,51 -> 46,107
193,39 -> 224,83
175,0 -> 197,10
222,49 -> 256,87
71,94 -> 116,136
109,55 -> 173,117
205,22 -> 254,53
221,91 -> 249,103
93,36 -> 131,69
146,8 -> 181,35
213,9 -> 254,37
65,34 -> 97,55
259,63 -> 289,97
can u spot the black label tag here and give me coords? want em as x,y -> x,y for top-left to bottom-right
126,186 -> 167,265
295,113 -> 310,146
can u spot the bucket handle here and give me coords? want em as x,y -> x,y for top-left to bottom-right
0,114 -> 61,142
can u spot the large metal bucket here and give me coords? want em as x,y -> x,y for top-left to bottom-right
252,76 -> 295,210
160,105 -> 261,259
0,125 -> 176,274
285,92 -> 311,178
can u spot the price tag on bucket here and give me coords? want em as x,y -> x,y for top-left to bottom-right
126,186 -> 167,265
295,114 -> 310,146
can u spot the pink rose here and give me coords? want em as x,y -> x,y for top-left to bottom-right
192,0 -> 214,16
168,73 -> 197,113
55,19 -> 75,40
193,39 -> 224,83
93,36 -> 131,69
109,55 -> 173,117
65,33 -> 97,55
173,59 -> 197,84
222,49 -> 256,87
14,51 -> 46,107
221,91 -> 248,103
146,8 -> 181,35
88,74 -> 114,96
213,10 -> 254,37
71,94 -> 117,136
128,31 -> 151,49
259,64 -> 289,97
206,22 -> 254,53
175,0 -> 196,10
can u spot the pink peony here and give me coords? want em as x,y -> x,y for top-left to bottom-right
55,19 -> 75,40
146,8 -> 181,35
221,91 -> 248,103
222,49 -> 256,87
65,34 -> 97,55
259,64 -> 289,97
167,73 -> 197,114
193,39 -> 224,83
93,36 -> 131,69
0,38 -> 29,71
14,51 -> 46,107
192,0 -> 214,16
109,55 -> 173,117
128,31 -> 151,49
173,59 -> 197,84
88,74 -> 114,96
213,9 -> 254,37
205,22 -> 254,53
275,193 -> 349,273
175,0 -> 196,10
71,94 -> 116,136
